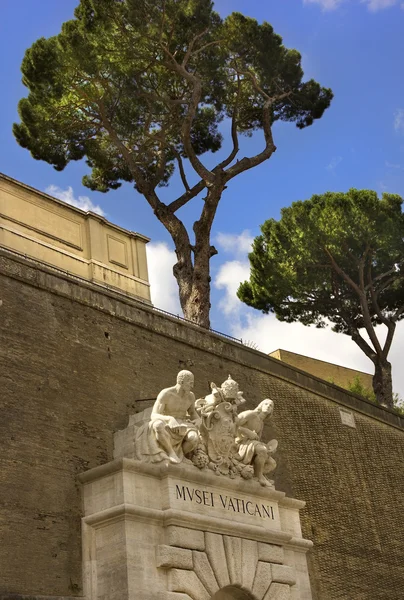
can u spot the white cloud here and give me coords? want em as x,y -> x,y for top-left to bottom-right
326,156 -> 343,172
46,185 -> 106,216
385,160 -> 402,169
233,312 -> 373,372
215,259 -> 251,317
303,0 -> 345,10
394,109 -> 404,133
362,0 -> 398,11
215,230 -> 254,258
377,180 -> 389,192
304,0 -> 400,10
228,309 -> 404,400
146,242 -> 182,315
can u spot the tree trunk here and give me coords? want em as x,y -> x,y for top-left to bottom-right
151,181 -> 223,329
172,185 -> 222,329
173,214 -> 215,329
169,217 -> 212,329
372,358 -> 393,408
180,271 -> 211,327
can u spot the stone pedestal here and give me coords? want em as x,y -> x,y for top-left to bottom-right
79,459 -> 313,600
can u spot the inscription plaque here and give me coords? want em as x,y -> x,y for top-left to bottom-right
166,478 -> 281,530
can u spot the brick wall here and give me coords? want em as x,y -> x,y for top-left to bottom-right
1,249 -> 403,600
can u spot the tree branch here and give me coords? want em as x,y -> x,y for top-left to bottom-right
331,273 -> 376,361
190,39 -> 223,59
357,255 -> 383,355
365,260 -> 396,359
167,178 -> 207,213
224,97 -> 276,182
162,45 -> 215,184
173,148 -> 190,192
158,0 -> 167,43
181,28 -> 209,67
373,274 -> 400,295
95,99 -> 165,211
216,76 -> 241,171
393,303 -> 404,322
223,71 -> 293,181
193,184 -> 224,274
324,247 -> 362,295
366,261 -> 390,327
383,321 -> 396,360
149,128 -> 169,188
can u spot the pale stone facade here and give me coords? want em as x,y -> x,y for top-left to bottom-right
269,349 -> 373,391
80,460 -> 313,600
0,173 -> 151,302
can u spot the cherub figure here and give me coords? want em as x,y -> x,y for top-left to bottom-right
236,398 -> 278,487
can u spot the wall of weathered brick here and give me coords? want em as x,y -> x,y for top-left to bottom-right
1,248 -> 403,600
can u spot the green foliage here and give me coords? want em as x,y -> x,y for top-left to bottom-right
344,376 -> 404,416
14,0 -> 332,192
347,376 -> 376,402
238,189 -> 404,334
392,394 -> 404,416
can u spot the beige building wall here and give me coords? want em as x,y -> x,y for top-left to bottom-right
269,348 -> 373,391
0,173 -> 151,303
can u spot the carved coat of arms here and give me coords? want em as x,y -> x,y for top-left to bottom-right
194,376 -> 253,479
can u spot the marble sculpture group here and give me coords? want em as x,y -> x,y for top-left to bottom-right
134,370 -> 278,487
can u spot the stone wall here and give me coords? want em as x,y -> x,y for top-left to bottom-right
1,248 -> 403,600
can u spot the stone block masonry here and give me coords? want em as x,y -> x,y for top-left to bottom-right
0,249 -> 404,599
79,460 -> 309,599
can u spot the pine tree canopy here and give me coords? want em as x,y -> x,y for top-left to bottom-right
14,0 -> 333,329
14,0 -> 332,193
238,189 -> 404,333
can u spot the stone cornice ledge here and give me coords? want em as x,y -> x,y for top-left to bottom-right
79,457 -> 288,503
287,537 -> 314,552
83,503 -> 314,550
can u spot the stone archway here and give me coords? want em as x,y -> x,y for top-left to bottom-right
161,527 -> 296,600
161,531 -> 296,600
211,585 -> 257,600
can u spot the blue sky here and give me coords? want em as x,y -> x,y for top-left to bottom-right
2,0 -> 404,396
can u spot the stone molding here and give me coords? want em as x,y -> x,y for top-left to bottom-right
83,502 -> 313,549
80,458 -> 304,507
